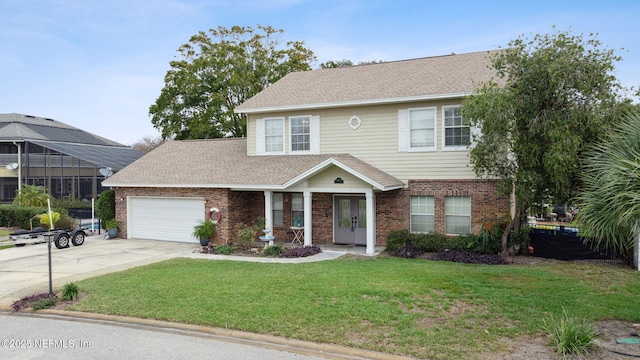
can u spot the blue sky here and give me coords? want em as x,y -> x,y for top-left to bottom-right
2,0 -> 639,145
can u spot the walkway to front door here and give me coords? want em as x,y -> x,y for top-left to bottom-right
334,196 -> 366,245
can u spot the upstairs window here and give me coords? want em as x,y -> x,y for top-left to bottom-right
443,106 -> 470,149
264,118 -> 284,153
410,108 -> 436,149
398,107 -> 436,152
290,116 -> 310,152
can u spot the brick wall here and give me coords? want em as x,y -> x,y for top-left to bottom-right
115,179 -> 508,246
406,179 -> 510,234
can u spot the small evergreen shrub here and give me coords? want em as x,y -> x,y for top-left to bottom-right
543,308 -> 596,357
31,296 -> 58,310
61,282 -> 79,301
215,244 -> 234,255
261,245 -> 283,257
233,223 -> 256,250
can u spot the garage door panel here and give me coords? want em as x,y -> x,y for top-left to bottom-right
129,197 -> 204,243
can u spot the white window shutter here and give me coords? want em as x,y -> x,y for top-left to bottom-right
310,115 -> 320,154
256,118 -> 265,155
398,109 -> 408,152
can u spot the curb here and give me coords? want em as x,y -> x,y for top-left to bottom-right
1,310 -> 414,360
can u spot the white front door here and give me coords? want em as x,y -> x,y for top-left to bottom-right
334,196 -> 366,245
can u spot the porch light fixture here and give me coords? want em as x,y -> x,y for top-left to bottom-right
334,177 -> 344,184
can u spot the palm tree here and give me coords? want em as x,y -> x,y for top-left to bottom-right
576,111 -> 640,268
13,184 -> 49,207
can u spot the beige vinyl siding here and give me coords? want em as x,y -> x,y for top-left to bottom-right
246,99 -> 476,183
306,165 -> 371,189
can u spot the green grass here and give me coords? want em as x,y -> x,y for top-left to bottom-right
0,229 -> 13,250
69,257 -> 640,359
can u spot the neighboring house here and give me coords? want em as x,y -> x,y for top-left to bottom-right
0,113 -> 143,202
104,50 -> 510,254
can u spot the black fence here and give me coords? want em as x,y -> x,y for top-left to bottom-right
529,226 -> 627,264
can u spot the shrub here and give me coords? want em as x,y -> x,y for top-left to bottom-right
96,190 -> 115,229
61,282 -> 79,301
280,245 -> 321,258
428,250 -> 506,265
543,308 -> 596,357
262,245 -> 283,257
233,223 -> 256,250
215,244 -> 234,255
11,292 -> 53,312
0,205 -> 47,229
31,296 -> 58,310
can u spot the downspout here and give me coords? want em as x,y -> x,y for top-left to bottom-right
12,142 -> 22,195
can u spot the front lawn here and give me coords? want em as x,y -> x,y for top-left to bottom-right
68,257 -> 639,359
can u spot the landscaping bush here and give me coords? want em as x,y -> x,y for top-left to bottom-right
61,282 -> 80,301
11,292 -> 53,312
96,189 -> 115,229
280,245 -> 322,258
31,296 -> 58,310
386,230 -> 464,255
233,223 -> 256,250
261,245 -> 283,257
0,204 -> 47,229
215,244 -> 234,255
428,251 -> 506,265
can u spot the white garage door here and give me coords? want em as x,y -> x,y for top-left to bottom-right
128,197 -> 204,243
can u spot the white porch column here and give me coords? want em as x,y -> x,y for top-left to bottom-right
365,189 -> 376,255
263,191 -> 273,234
303,191 -> 312,246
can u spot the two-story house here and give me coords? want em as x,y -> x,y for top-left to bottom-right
103,50 -> 510,254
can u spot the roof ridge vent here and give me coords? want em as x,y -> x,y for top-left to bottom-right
45,118 -> 54,121
23,115 -> 35,118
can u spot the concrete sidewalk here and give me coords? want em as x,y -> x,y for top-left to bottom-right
0,236 -> 347,308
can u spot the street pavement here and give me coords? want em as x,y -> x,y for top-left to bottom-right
0,312 -> 332,360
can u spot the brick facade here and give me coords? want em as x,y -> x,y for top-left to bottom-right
115,179 -> 508,246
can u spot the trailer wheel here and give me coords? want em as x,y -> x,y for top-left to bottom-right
54,233 -> 70,249
71,231 -> 85,246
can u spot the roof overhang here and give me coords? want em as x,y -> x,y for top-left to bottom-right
104,157 -> 404,192
235,92 -> 470,115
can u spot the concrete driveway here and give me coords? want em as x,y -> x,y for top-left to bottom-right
0,236 -> 197,308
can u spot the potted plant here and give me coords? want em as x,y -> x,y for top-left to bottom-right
192,219 -> 216,246
104,218 -> 119,239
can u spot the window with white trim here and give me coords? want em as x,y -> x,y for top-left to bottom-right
291,193 -> 304,227
290,116 -> 310,152
410,196 -> 435,233
445,196 -> 471,235
272,193 -> 283,227
410,107 -> 436,150
265,118 -> 284,153
443,106 -> 470,149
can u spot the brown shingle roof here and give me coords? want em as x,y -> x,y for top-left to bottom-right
236,50 -> 498,113
104,138 -> 403,191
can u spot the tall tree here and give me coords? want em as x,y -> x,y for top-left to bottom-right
150,25 -> 316,139
461,29 -> 631,253
576,111 -> 640,262
130,135 -> 167,153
